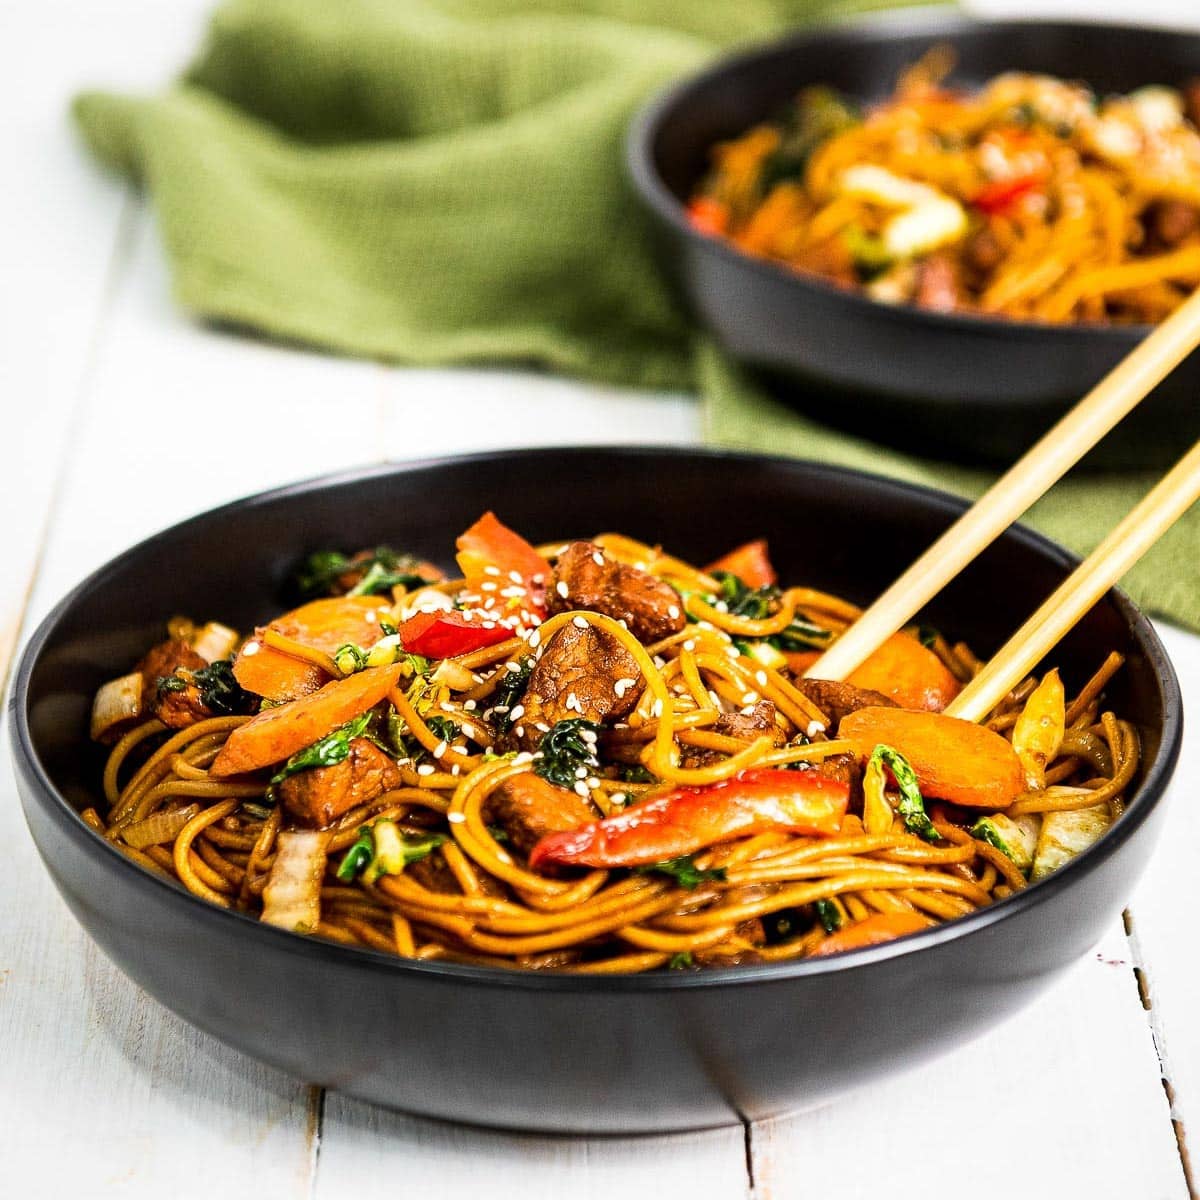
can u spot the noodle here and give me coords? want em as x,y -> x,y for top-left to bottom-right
87,521 -> 1141,973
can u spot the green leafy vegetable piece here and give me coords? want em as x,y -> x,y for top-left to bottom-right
616,763 -> 656,784
358,820 -> 446,885
970,817 -> 1017,861
668,952 -> 695,970
709,573 -> 830,650
489,657 -> 533,733
336,828 -> 375,882
917,625 -> 940,649
844,226 -> 893,279
294,547 -> 434,600
814,898 -> 843,933
425,715 -> 458,744
870,744 -> 941,843
156,658 -> 254,716
270,713 -> 373,786
636,855 -> 727,890
759,85 -> 861,191
333,643 -> 369,674
534,718 -> 602,790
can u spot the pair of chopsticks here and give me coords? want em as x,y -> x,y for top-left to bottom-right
807,287 -> 1200,721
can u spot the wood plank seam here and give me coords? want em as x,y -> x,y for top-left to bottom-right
1125,907 -> 1197,1198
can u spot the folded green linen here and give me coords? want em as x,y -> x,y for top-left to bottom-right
74,0 -> 1197,627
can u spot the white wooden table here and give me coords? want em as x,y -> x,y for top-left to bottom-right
2,1 -> 1197,1195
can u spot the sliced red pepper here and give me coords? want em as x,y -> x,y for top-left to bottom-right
529,768 -> 848,869
704,538 -> 777,588
399,610 -> 513,660
686,197 -> 730,237
455,511 -> 550,619
972,174 -> 1043,215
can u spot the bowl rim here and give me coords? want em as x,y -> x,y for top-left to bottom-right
626,10 -> 1200,345
11,446 -> 1184,993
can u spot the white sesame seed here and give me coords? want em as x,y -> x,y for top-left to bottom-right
667,605 -> 680,620
509,704 -> 525,721
741,692 -> 757,705
451,765 -> 461,776
740,704 -> 758,716
242,641 -> 260,657
432,741 -> 448,759
508,570 -> 524,584
651,699 -> 664,718
575,766 -> 588,780
653,655 -> 666,669
572,615 -> 589,629
586,777 -> 600,789
610,792 -> 627,806
574,781 -> 590,797
500,586 -> 525,599
514,751 -> 534,765
715,601 -> 729,614
614,677 -> 636,698
496,851 -> 512,865
481,621 -> 497,630
504,661 -> 521,673
535,722 -> 550,733
480,581 -> 498,592
463,699 -> 477,711
460,724 -> 476,740
617,618 -> 628,630
755,671 -> 768,687
555,580 -> 570,599
472,673 -> 484,683
447,811 -> 466,824
580,729 -> 598,744
592,551 -> 605,567
527,630 -> 541,648
416,764 -> 436,776
566,692 -> 580,711
514,725 -> 525,738
683,639 -> 696,652
697,621 -> 714,631
806,720 -> 826,738
484,565 -> 501,576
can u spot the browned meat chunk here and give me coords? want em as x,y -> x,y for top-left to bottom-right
681,700 -> 784,767
965,227 -> 1003,275
790,678 -> 897,730
520,622 -> 640,743
694,919 -> 767,968
406,848 -> 506,898
136,639 -> 210,729
1149,200 -> 1199,247
549,540 -> 686,644
276,738 -> 402,828
483,772 -> 597,857
914,253 -> 960,313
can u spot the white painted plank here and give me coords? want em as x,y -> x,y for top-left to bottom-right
317,1099 -> 750,1200
381,366 -> 699,459
753,923 -> 1188,1200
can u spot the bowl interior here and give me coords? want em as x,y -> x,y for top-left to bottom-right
21,448 -> 1172,860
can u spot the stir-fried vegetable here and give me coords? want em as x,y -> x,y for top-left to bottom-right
90,672 -> 144,741
295,547 -> 437,600
122,804 -> 200,850
1012,669 -> 1066,789
635,855 -> 727,890
841,632 -> 962,712
399,610 -> 513,659
211,663 -> 406,777
488,657 -> 533,734
810,911 -> 929,957
1031,806 -> 1111,881
158,658 -> 253,716
704,539 -> 777,588
814,898 -> 843,933
261,830 -> 328,932
530,769 -> 849,869
455,511 -> 550,620
335,819 -> 446,885
840,707 -> 1025,809
871,744 -> 940,842
534,718 -> 602,790
270,713 -> 373,786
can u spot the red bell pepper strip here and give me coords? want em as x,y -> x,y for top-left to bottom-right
529,768 -> 848,869
686,197 -> 730,237
972,174 -> 1043,215
399,610 -> 514,660
455,511 -> 551,618
704,538 -> 777,588
810,911 -> 929,957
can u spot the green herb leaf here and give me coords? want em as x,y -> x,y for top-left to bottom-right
271,713 -> 373,786
668,952 -> 695,970
156,658 -> 253,716
489,657 -> 533,734
814,898 -> 843,933
616,762 -> 655,784
534,718 -> 602,790
361,820 -> 446,884
636,855 -> 727,890
295,546 -> 434,600
870,744 -> 941,842
970,817 -> 1017,861
336,828 -> 375,882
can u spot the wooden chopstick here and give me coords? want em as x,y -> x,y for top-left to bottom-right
945,439 -> 1200,723
806,286 -> 1200,685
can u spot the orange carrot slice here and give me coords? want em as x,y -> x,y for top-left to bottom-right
211,663 -> 405,777
845,631 -> 961,712
839,706 -> 1024,810
455,512 -> 550,587
233,595 -> 392,702
810,911 -> 929,956
704,539 -> 777,588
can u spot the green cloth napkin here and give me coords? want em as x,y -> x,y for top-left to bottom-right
74,0 -> 1198,628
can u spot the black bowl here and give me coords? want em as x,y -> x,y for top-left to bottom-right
628,14 -> 1200,468
11,448 -> 1182,1132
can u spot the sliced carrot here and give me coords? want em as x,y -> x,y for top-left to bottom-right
839,706 -> 1025,810
210,663 -> 405,777
810,911 -> 929,956
784,650 -> 820,675
455,512 -> 550,586
704,539 -> 777,588
845,631 -> 961,712
233,595 -> 392,702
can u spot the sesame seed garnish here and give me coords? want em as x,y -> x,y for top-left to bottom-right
481,621 -> 497,630
653,656 -> 666,669
509,705 -> 525,721
575,766 -> 588,780
508,570 -> 524,584
617,618 -> 628,630
460,723 -> 476,740
432,741 -> 448,759
504,661 -> 521,673
572,615 -> 589,629
495,851 -> 512,865
740,704 -> 758,716
580,729 -> 598,744
500,586 -> 525,599
614,677 -> 636,698
610,792 -> 628,806
480,581 -> 497,592
514,752 -> 534,765
527,630 -> 541,648
555,580 -> 570,599
683,639 -> 696,652
667,605 -> 680,620
651,699 -> 664,718
242,641 -> 260,657
741,692 -> 757,706
447,812 -> 466,824
463,699 -> 477,711
574,781 -> 590,797
484,565 -> 500,576
587,777 -> 600,789
451,765 -> 461,776
565,692 -> 581,713
535,722 -> 550,733
755,671 -> 768,687
592,551 -> 605,567
807,720 -> 826,738
417,764 -> 436,776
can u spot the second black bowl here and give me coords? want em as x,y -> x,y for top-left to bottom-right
11,448 -> 1181,1131
628,14 -> 1200,467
